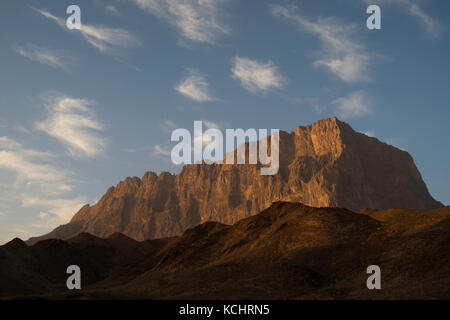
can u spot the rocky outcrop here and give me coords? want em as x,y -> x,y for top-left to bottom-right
27,117 -> 442,244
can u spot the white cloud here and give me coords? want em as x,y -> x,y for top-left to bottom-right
231,56 -> 285,93
270,4 -> 371,83
36,95 -> 106,158
365,0 -> 441,37
131,0 -> 229,44
32,7 -> 138,55
161,119 -> 178,133
175,70 -> 214,102
153,144 -> 171,156
0,136 -> 22,150
387,137 -> 407,151
39,212 -> 48,219
407,2 -> 441,37
312,103 -> 324,113
361,130 -> 376,138
16,126 -> 30,134
0,136 -> 86,231
22,197 -> 86,224
333,91 -> 372,119
0,149 -> 65,185
192,120 -> 222,153
203,120 -> 220,129
0,136 -> 55,159
0,137 -> 61,180
106,4 -> 121,16
14,45 -> 70,70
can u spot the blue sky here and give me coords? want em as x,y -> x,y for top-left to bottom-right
0,0 -> 449,243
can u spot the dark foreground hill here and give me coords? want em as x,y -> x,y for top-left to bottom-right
27,117 -> 442,245
2,202 -> 449,299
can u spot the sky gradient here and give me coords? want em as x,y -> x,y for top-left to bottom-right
0,0 -> 449,243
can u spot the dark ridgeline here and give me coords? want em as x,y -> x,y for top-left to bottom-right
1,202 -> 449,299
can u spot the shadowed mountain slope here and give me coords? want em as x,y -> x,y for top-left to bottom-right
2,202 -> 449,299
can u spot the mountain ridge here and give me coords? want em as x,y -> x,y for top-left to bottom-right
3,202 -> 450,299
26,117 -> 442,245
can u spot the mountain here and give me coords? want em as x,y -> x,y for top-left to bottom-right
2,202 -> 449,299
27,117 -> 442,245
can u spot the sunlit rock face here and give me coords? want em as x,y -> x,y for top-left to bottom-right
27,117 -> 442,244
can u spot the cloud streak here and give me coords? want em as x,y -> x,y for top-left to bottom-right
32,7 -> 138,55
106,4 -> 121,16
270,4 -> 371,83
175,69 -> 214,102
0,136 -> 86,232
36,95 -> 106,158
153,144 -> 171,156
161,119 -> 178,133
365,0 -> 441,37
333,91 -> 372,119
14,45 -> 71,71
22,197 -> 86,224
0,137 -> 66,186
131,0 -> 229,44
231,56 -> 285,93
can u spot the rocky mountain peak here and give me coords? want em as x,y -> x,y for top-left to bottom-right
27,117 -> 442,245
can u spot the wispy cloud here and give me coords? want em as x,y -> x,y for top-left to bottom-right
270,4 -> 371,83
0,136 -> 86,232
361,130 -> 376,138
333,91 -> 372,119
387,136 -> 407,151
203,119 -> 220,129
124,119 -> 180,154
16,126 -> 30,134
231,56 -> 285,93
131,0 -> 229,44
191,120 -> 223,155
161,119 -> 178,133
153,144 -> 171,156
0,137 -> 65,185
175,69 -> 214,102
365,0 -> 442,37
32,7 -> 138,55
22,197 -> 86,224
106,4 -> 121,16
36,95 -> 106,158
14,45 -> 73,71
407,2 -> 441,37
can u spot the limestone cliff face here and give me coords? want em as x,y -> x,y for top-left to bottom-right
27,117 -> 442,244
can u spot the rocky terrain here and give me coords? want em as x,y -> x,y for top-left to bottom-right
1,202 -> 449,299
26,117 -> 442,244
